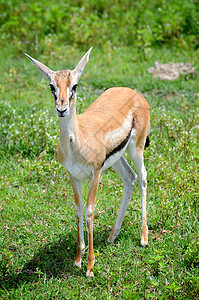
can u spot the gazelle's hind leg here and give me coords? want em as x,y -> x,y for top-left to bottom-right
127,140 -> 148,247
107,156 -> 137,244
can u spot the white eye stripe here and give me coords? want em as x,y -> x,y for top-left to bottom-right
67,87 -> 71,99
55,87 -> 59,98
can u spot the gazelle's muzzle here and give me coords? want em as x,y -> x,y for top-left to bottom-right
55,106 -> 69,117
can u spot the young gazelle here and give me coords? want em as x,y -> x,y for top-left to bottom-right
25,48 -> 150,277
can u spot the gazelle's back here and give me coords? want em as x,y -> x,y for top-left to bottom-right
78,87 -> 150,151
83,87 -> 148,115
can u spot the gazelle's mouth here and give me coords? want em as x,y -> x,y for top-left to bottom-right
56,107 -> 68,117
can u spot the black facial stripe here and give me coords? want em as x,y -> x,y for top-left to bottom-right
72,84 -> 78,92
101,117 -> 135,167
49,84 -> 55,93
49,84 -> 57,101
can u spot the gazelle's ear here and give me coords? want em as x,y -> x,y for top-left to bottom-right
25,53 -> 54,80
72,47 -> 92,83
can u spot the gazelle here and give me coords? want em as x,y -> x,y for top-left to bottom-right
25,48 -> 150,277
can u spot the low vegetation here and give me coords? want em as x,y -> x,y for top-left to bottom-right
1,0 -> 199,54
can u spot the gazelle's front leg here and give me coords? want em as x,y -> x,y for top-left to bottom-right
69,174 -> 85,267
85,169 -> 101,277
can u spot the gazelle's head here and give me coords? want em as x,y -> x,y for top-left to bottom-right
25,48 -> 92,117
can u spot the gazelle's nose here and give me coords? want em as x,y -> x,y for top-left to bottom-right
56,107 -> 68,117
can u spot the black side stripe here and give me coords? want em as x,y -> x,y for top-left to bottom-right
145,136 -> 150,148
101,117 -> 135,167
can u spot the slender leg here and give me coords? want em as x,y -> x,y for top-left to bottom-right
127,141 -> 148,247
69,173 -> 85,267
134,158 -> 148,247
85,169 -> 101,277
107,156 -> 137,243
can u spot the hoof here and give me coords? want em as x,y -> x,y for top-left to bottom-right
73,260 -> 81,268
107,237 -> 114,244
141,239 -> 148,248
86,270 -> 94,278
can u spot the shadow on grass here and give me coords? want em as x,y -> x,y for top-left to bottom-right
0,229 -> 110,291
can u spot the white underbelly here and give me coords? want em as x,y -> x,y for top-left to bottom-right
63,159 -> 94,180
102,130 -> 136,171
102,147 -> 125,171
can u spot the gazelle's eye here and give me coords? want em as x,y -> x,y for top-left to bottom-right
49,84 -> 55,93
70,84 -> 78,100
72,84 -> 78,92
49,84 -> 57,100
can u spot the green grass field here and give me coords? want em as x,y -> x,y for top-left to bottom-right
0,45 -> 198,299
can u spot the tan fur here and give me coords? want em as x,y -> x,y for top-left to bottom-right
58,87 -> 149,168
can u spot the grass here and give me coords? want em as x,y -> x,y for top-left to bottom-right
0,45 -> 199,299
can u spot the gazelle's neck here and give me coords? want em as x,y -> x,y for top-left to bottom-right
59,105 -> 79,143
